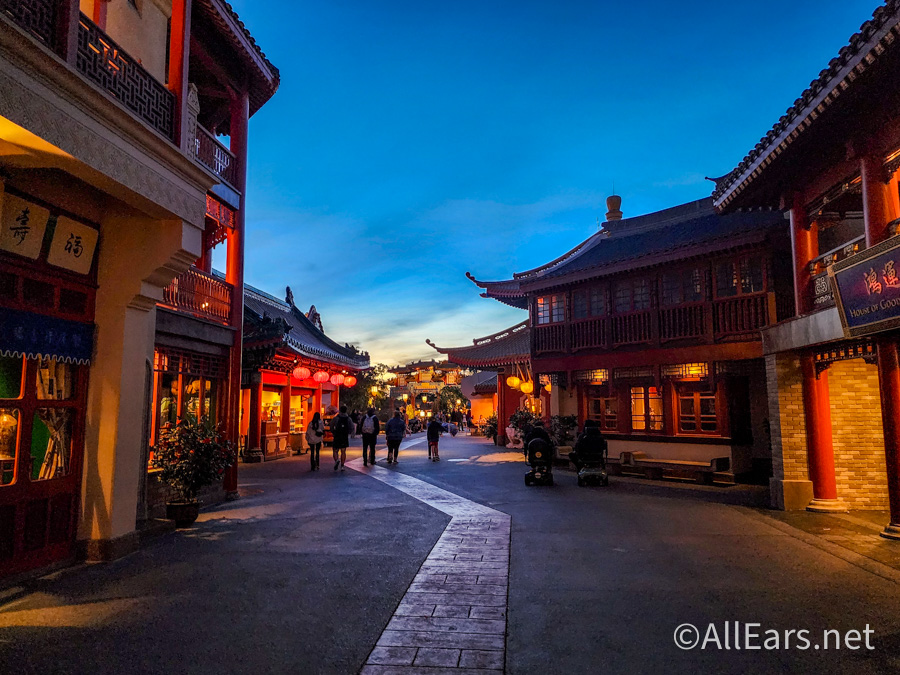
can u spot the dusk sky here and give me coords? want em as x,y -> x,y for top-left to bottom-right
222,0 -> 875,367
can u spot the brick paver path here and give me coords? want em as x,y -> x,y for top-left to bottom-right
349,451 -> 510,674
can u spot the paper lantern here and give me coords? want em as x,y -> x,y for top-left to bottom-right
293,366 -> 311,380
544,383 -> 552,393
343,375 -> 357,387
313,371 -> 329,383
506,376 -> 521,389
520,381 -> 534,394
330,373 -> 345,386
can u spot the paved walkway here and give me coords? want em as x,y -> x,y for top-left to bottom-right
350,441 -> 510,674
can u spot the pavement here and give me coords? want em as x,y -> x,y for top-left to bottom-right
1,433 -> 900,674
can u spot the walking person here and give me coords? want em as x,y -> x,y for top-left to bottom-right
350,410 -> 360,440
360,407 -> 380,466
427,416 -> 443,461
305,412 -> 325,470
331,405 -> 352,471
385,411 -> 405,464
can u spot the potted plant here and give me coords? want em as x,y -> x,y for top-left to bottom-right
150,417 -> 235,528
483,413 -> 498,444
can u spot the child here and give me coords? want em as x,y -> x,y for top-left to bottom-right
427,417 -> 443,461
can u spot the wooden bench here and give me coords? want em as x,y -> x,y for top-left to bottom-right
614,451 -> 731,485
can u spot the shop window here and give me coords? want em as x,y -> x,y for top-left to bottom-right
182,376 -> 202,422
590,287 -> 606,316
0,409 -> 18,486
631,386 -> 663,432
0,355 -> 23,399
30,409 -> 73,481
589,397 -> 618,431
536,294 -> 565,325
36,358 -> 76,400
678,390 -> 719,435
716,256 -> 764,298
615,279 -> 650,313
203,379 -> 218,426
573,290 -> 588,320
157,372 -> 179,433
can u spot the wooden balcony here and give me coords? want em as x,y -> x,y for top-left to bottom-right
161,267 -> 233,324
195,124 -> 238,187
0,0 -> 56,47
534,293 -> 775,354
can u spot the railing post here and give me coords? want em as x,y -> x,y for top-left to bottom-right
55,0 -> 80,64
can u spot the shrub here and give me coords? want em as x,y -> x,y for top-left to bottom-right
150,417 -> 235,503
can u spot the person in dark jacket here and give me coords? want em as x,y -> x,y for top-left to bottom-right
331,405 -> 352,471
385,411 -> 406,464
523,419 -> 552,451
360,407 -> 380,466
569,420 -> 607,471
427,417 -> 443,461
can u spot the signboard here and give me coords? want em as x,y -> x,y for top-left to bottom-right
831,235 -> 900,337
0,307 -> 94,364
47,216 -> 98,275
0,193 -> 49,259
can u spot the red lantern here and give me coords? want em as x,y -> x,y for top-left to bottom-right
330,373 -> 345,386
313,371 -> 329,383
293,366 -> 310,380
344,375 -> 357,387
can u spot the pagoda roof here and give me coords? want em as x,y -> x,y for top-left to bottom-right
426,321 -> 530,368
712,0 -> 900,211
467,199 -> 784,303
243,284 -> 369,369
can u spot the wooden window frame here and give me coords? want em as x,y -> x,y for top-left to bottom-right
629,384 -> 664,433
536,294 -> 566,325
713,254 -> 767,300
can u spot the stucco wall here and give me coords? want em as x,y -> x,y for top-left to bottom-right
106,0 -> 172,84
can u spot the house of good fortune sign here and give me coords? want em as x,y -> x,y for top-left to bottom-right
831,234 -> 900,337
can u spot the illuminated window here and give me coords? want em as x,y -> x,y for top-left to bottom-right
536,294 -> 565,325
631,386 -> 663,432
678,391 -> 719,435
589,396 -> 618,431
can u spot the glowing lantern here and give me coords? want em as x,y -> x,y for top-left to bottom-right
544,383 -> 552,393
313,371 -> 329,383
330,373 -> 345,386
293,366 -> 311,380
520,381 -> 534,394
506,376 -> 521,389
344,375 -> 357,387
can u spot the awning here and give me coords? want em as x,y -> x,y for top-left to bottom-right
0,307 -> 94,365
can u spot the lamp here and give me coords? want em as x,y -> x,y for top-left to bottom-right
506,376 -> 521,389
371,385 -> 379,396
330,373 -> 345,386
544,383 -> 552,393
520,381 -> 534,395
293,366 -> 311,380
402,393 -> 409,401
313,371 -> 329,383
344,375 -> 357,387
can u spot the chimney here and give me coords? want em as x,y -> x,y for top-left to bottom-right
606,195 -> 623,222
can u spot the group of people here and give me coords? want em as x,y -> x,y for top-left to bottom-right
304,406 -> 412,471
519,418 -> 608,472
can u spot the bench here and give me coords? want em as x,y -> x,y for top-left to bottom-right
613,451 -> 731,485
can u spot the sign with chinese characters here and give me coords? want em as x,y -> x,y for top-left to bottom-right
831,235 -> 900,337
0,307 -> 94,365
0,193 -> 49,259
46,216 -> 98,275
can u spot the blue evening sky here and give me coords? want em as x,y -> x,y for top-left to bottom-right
222,0 -> 876,366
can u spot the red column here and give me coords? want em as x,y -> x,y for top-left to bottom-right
168,0 -> 192,148
280,383 -> 290,433
55,0 -> 80,64
800,356 -> 844,511
223,92 -> 249,495
247,378 -> 262,452
314,384 -> 322,416
789,194 -> 817,315
92,0 -> 108,29
862,155 -> 891,247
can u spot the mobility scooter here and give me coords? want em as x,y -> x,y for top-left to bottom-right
571,422 -> 609,487
524,437 -> 554,486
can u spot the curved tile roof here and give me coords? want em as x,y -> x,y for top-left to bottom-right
427,321 -> 530,368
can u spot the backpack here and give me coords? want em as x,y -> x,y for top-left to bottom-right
362,415 -> 376,434
333,415 -> 350,434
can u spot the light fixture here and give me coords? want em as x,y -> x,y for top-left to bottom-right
544,383 -> 552,393
293,366 -> 311,380
343,375 -> 357,387
402,393 -> 409,401
506,376 -> 521,389
520,381 -> 534,394
313,371 -> 329,383
330,373 -> 345,386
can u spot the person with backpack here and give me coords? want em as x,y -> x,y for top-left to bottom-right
349,410 -> 360,440
427,417 -> 443,461
360,407 -> 380,466
331,405 -> 352,471
305,412 -> 325,470
385,410 -> 406,464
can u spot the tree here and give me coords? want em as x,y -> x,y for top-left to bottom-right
340,363 -> 391,417
438,385 -> 468,414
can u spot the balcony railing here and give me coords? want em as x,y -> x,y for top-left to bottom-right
0,0 -> 55,46
162,267 -> 233,324
807,235 -> 865,311
76,14 -> 175,140
534,293 -> 774,354
195,124 -> 238,186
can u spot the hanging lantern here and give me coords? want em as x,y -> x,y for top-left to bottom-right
330,373 -> 345,386
293,366 -> 311,380
544,383 -> 552,393
313,371 -> 329,383
344,375 -> 357,387
520,381 -> 534,394
506,376 -> 521,389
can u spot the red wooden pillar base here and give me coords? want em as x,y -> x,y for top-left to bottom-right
800,356 -> 846,512
877,341 -> 900,539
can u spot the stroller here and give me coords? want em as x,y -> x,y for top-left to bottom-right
573,431 -> 609,487
524,437 -> 554,486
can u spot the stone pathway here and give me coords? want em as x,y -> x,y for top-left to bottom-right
348,449 -> 510,674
